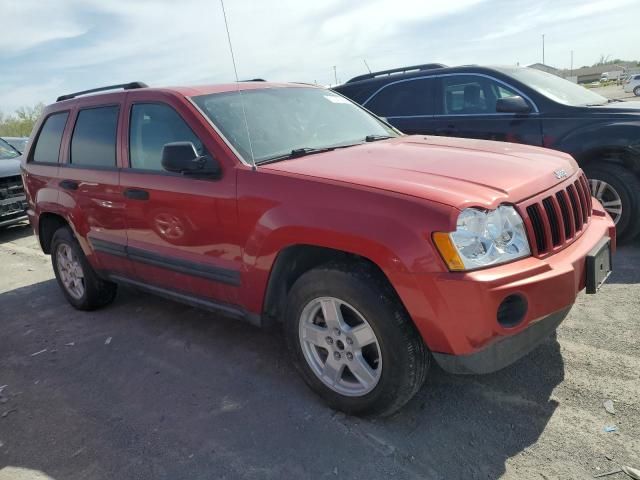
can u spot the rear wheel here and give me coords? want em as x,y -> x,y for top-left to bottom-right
51,227 -> 117,310
585,164 -> 640,241
634,86 -> 640,96
285,263 -> 429,416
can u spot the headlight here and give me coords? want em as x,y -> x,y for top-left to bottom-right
433,205 -> 531,271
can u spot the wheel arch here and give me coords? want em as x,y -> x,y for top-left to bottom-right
261,244 -> 408,326
38,212 -> 70,254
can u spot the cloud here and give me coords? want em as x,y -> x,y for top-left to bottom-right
1,0 -> 639,112
2,0 -> 88,53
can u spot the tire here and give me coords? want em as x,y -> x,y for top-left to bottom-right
634,86 -> 640,96
284,262 -> 429,417
51,227 -> 117,310
584,163 -> 640,241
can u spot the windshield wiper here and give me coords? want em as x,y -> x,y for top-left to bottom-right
257,147 -> 339,165
365,134 -> 394,142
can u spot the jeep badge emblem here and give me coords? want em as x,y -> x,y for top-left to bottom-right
554,169 -> 568,179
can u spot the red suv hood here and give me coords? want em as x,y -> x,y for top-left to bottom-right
262,136 -> 578,209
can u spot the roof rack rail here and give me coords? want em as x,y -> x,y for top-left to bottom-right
240,78 -> 266,82
346,64 -> 447,83
56,81 -> 148,102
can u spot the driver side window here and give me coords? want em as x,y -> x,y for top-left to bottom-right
129,103 -> 205,171
441,76 -> 523,114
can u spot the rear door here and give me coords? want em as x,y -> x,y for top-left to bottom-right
59,96 -> 133,277
119,91 -> 241,306
433,74 -> 543,145
362,77 -> 439,134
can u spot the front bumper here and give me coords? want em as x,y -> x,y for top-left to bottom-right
0,212 -> 28,228
433,307 -> 570,374
396,204 -> 615,372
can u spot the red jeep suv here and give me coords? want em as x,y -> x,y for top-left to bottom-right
21,81 -> 615,416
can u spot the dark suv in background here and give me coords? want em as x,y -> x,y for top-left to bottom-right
0,137 -> 28,228
334,64 -> 640,240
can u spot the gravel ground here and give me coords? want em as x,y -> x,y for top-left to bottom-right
0,223 -> 638,480
590,84 -> 639,102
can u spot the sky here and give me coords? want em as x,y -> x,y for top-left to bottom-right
1,0 -> 639,113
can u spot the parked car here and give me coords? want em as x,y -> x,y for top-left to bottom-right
0,137 -> 28,228
334,64 -> 640,240
2,136 -> 29,154
22,81 -> 615,416
624,73 -> 640,96
600,71 -> 623,83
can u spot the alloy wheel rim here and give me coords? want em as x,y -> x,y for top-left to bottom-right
589,178 -> 622,225
56,243 -> 85,299
299,297 -> 382,397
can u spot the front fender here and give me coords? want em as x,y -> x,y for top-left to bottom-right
236,168 -> 456,314
555,121 -> 640,168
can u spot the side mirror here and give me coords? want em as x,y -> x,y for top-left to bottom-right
161,142 -> 220,177
496,96 -> 531,114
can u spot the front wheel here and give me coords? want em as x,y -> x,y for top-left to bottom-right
285,263 -> 430,416
634,86 -> 640,96
585,164 -> 640,241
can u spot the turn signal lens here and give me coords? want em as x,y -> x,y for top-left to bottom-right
433,232 -> 465,271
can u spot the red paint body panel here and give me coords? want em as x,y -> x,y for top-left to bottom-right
21,82 -> 615,358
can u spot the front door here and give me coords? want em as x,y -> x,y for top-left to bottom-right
119,95 -> 241,306
433,74 -> 543,146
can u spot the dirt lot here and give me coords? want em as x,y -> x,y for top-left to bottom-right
0,223 -> 638,480
590,84 -> 639,102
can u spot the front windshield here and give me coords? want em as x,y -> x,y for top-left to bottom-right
0,138 -> 20,160
193,87 -> 398,164
500,67 -> 609,106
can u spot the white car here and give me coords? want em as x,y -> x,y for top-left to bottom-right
624,74 -> 640,96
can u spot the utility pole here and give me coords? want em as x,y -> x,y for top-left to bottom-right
333,66 -> 338,86
570,50 -> 574,76
542,34 -> 545,65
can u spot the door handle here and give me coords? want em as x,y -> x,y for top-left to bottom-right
59,179 -> 79,190
123,188 -> 149,201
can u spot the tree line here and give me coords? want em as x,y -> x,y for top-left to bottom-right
0,103 -> 44,137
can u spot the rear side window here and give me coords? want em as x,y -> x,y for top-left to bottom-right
70,106 -> 119,168
365,79 -> 433,117
129,103 -> 204,171
32,112 -> 69,163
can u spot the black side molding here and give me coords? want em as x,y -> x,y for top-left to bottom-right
127,246 -> 241,285
91,238 -> 127,258
89,237 -> 241,286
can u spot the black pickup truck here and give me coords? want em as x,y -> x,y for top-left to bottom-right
335,64 -> 640,240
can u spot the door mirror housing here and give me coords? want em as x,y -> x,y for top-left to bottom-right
161,142 -> 220,177
496,96 -> 531,114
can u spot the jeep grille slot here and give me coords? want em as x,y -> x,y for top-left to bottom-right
542,197 -> 561,246
526,204 -> 547,253
522,173 -> 593,256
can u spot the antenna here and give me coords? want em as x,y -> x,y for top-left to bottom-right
363,59 -> 372,74
220,0 -> 257,170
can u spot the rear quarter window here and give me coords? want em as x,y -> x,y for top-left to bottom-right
70,106 -> 119,168
365,78 -> 433,117
32,112 -> 69,163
